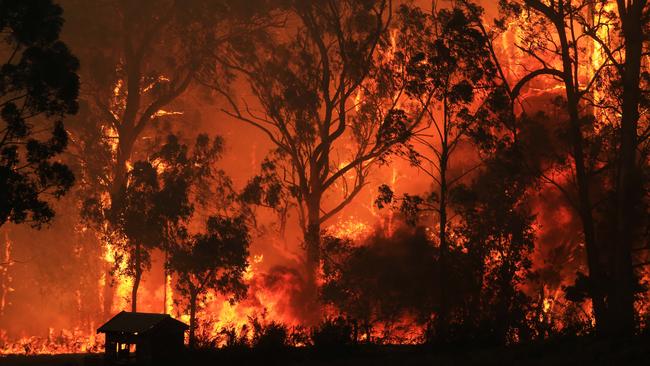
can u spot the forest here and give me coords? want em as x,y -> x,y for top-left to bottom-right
0,0 -> 649,364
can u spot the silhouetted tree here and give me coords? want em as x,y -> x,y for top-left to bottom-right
502,0 -> 647,334
453,146 -> 537,344
499,0 -> 615,334
111,160 -> 163,312
375,1 -> 500,336
153,133 -> 232,313
170,215 -> 249,348
210,0 -> 419,317
0,0 -> 78,228
609,0 -> 649,336
83,134 -> 225,312
321,228 -> 440,342
63,0 -> 204,317
62,0 -> 274,316
578,0 -> 650,336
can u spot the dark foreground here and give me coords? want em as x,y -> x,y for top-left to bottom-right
1,335 -> 648,366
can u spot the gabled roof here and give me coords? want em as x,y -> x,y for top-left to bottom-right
97,311 -> 189,334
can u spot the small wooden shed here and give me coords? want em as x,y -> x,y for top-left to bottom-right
97,311 -> 188,365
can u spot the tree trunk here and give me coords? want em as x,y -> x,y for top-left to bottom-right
131,242 -> 141,312
303,194 -> 322,323
437,148 -> 449,339
435,98 -> 451,340
609,1 -> 644,336
0,230 -> 11,319
103,267 -> 115,318
112,133 -> 136,198
163,249 -> 169,314
556,19 -> 609,334
101,30 -> 144,318
104,133 -> 136,317
189,291 -> 198,349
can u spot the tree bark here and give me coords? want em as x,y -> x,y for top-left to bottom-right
131,241 -> 141,312
437,132 -> 449,339
104,132 -> 136,318
609,0 -> 645,336
303,193 -> 322,323
163,249 -> 169,314
556,18 -> 610,335
103,267 -> 114,318
189,291 -> 198,348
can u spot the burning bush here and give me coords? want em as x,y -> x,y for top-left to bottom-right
311,317 -> 355,349
321,226 -> 441,343
251,320 -> 289,351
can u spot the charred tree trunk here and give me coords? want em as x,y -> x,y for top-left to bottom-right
364,322 -> 371,343
163,249 -> 169,314
131,241 -> 142,312
555,16 -> 609,334
303,193 -> 322,323
103,266 -> 114,318
437,144 -> 449,339
609,0 -> 645,336
436,98 -> 451,340
189,290 -> 198,348
0,230 -> 11,319
104,133 -> 137,318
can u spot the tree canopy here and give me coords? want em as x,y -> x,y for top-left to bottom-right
0,0 -> 79,228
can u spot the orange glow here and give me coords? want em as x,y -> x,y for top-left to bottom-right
2,0 -> 646,355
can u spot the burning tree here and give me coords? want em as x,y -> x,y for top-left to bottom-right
0,0 -> 78,228
61,0 -> 275,316
321,228 -> 440,343
109,161 -> 165,312
208,0 -> 421,318
579,0 -> 650,336
375,1 -> 504,336
83,134 -> 226,312
451,147 -> 538,343
170,215 -> 250,349
63,0 -> 206,317
500,0 -> 649,336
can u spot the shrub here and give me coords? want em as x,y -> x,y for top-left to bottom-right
252,320 -> 289,350
311,317 -> 355,349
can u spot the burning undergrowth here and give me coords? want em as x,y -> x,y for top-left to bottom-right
0,211 -> 638,354
321,226 -> 437,344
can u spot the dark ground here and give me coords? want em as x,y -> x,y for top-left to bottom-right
0,335 -> 648,365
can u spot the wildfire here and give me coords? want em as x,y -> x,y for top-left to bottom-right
165,274 -> 174,315
0,232 -> 13,318
174,253 -> 304,346
354,88 -> 363,112
0,329 -> 103,355
589,1 -> 618,128
1,0 -> 645,356
100,238 -> 133,314
327,216 -> 372,241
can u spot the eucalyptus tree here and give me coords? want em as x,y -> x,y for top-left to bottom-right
207,0 -> 421,317
62,0 -> 273,315
375,1 -> 500,336
170,215 -> 250,348
0,0 -> 79,228
500,0 -> 649,336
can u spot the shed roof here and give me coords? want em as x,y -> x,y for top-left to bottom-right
97,311 -> 189,334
